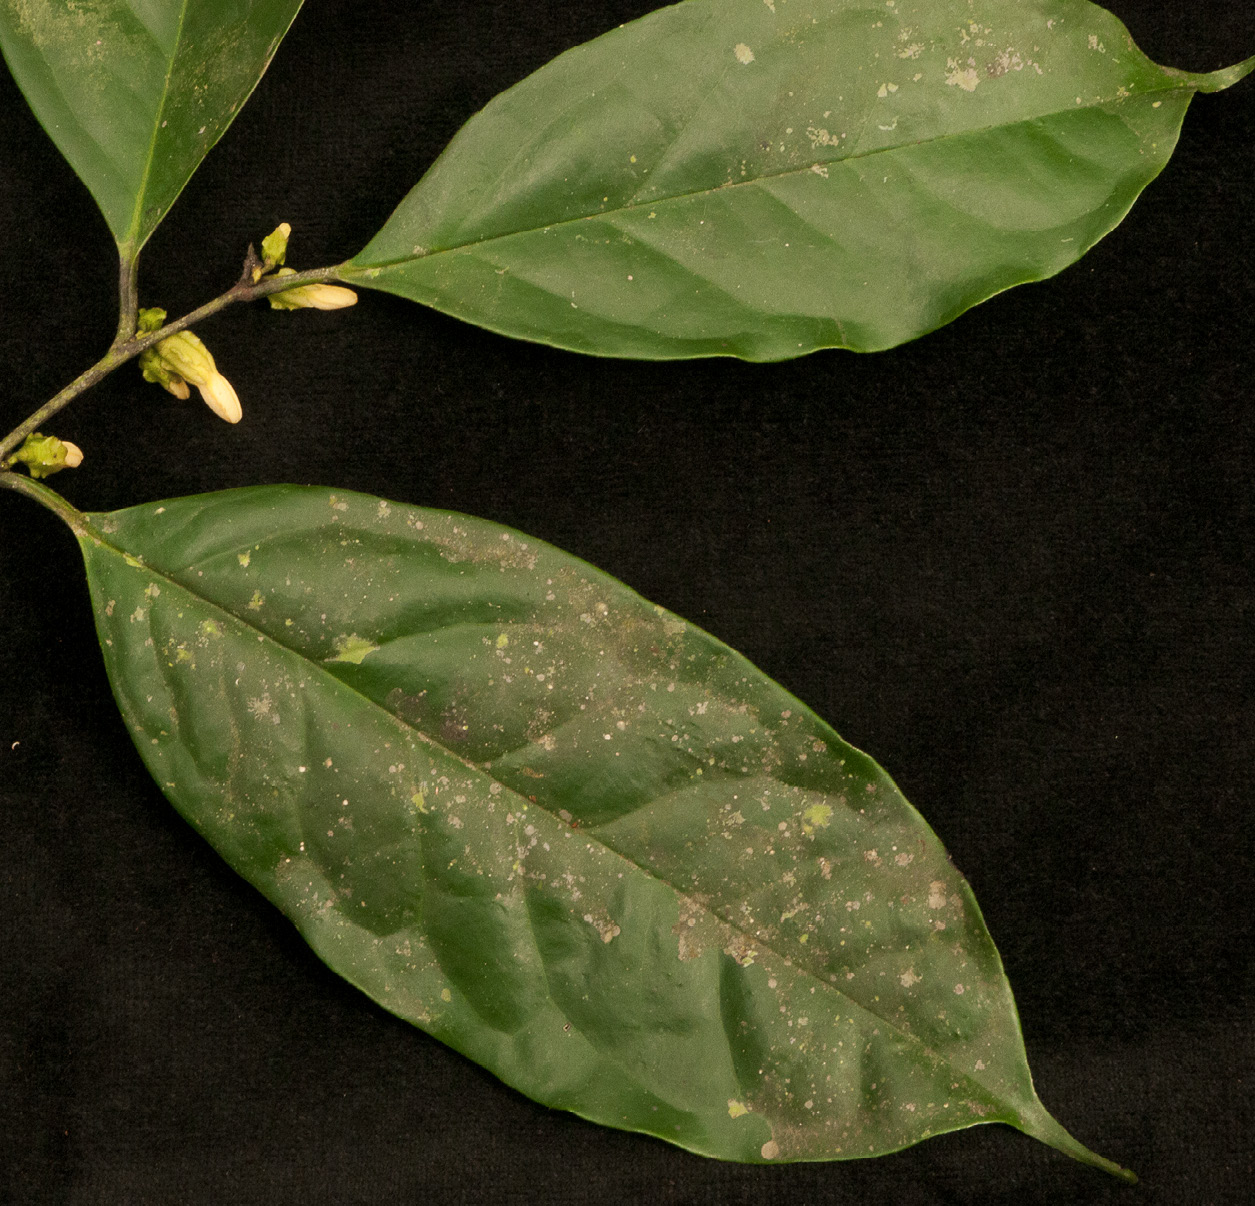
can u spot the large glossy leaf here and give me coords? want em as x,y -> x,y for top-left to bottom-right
345,0 -> 1252,360
57,481 -> 1131,1176
0,0 -> 304,255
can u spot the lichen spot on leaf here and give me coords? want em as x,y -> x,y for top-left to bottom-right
327,633 -> 379,665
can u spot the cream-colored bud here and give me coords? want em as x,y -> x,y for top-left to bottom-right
197,372 -> 242,424
61,441 -> 84,468
153,330 -> 240,421
269,270 -> 358,312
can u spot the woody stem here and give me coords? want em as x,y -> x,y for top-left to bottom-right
0,260 -> 346,464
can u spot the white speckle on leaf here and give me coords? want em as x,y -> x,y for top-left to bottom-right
584,914 -> 621,943
946,59 -> 980,90
734,43 -> 755,64
900,968 -> 921,988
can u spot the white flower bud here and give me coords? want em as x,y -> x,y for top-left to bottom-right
198,373 -> 242,424
269,270 -> 358,311
61,441 -> 84,468
152,330 -> 241,422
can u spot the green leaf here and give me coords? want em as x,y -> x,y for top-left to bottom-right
61,482 -> 1132,1177
344,0 -> 1253,360
0,0 -> 305,255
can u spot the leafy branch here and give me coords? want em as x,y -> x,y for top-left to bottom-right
1,0 -> 1250,1186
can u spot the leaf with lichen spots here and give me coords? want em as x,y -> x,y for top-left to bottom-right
70,483 -> 1132,1177
346,0 -> 1252,360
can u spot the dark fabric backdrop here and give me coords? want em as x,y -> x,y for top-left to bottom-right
1,2 -> 1251,1203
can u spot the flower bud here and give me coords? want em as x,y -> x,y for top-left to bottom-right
260,222 -> 291,271
197,372 -> 242,424
11,433 -> 83,478
137,307 -> 167,334
141,329 -> 242,422
269,268 -> 358,311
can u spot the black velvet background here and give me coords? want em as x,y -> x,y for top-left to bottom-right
1,2 -> 1252,1202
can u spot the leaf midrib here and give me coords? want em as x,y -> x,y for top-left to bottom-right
351,79 -> 1191,273
123,0 -> 192,252
82,506 -> 1021,1118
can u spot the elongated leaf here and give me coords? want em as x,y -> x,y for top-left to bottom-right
0,0 -> 304,255
48,481 -> 1130,1176
345,0 -> 1252,360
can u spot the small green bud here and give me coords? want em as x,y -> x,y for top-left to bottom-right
12,433 -> 83,478
137,307 -> 167,333
269,269 -> 358,312
254,222 -> 292,281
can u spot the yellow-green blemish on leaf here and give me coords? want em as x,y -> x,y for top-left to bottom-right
801,802 -> 834,834
496,633 -> 510,648
728,1100 -> 750,1119
200,620 -> 222,638
327,633 -> 379,665
238,551 -> 250,567
440,988 -> 452,1003
247,590 -> 264,610
412,791 -> 428,813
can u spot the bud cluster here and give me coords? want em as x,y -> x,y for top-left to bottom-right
137,308 -> 241,423
134,224 -> 355,425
